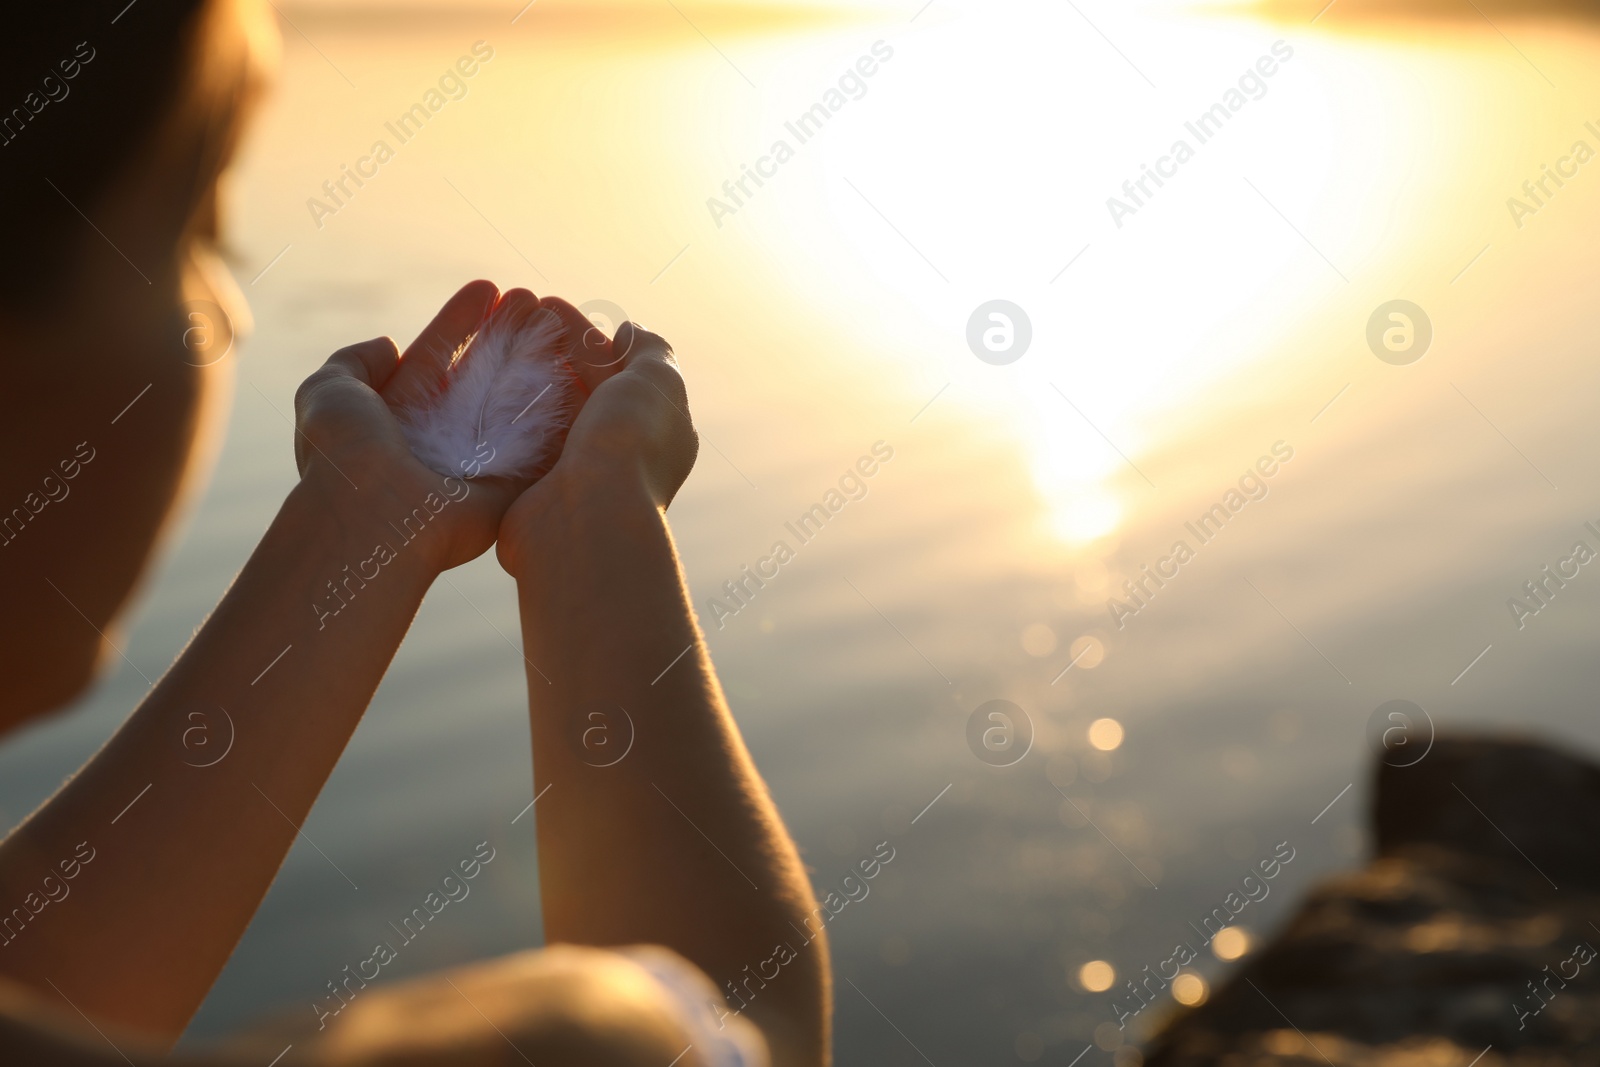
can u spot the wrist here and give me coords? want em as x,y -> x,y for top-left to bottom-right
498,457 -> 659,581
286,476 -> 449,587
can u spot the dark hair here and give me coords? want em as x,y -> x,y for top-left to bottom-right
0,1 -> 209,308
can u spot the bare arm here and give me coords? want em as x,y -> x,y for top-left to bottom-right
0,477 -> 434,1038
0,282 -> 526,1043
497,321 -> 832,1067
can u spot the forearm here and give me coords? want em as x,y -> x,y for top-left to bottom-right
510,467 -> 830,1067
0,477 -> 440,1041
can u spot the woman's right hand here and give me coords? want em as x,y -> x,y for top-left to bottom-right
495,313 -> 699,578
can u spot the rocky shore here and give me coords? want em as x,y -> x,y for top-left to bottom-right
1146,736 -> 1600,1066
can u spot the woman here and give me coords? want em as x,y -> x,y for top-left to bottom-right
0,2 -> 829,1064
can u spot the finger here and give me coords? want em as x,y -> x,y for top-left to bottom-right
611,323 -> 697,506
539,295 -> 616,394
293,336 -> 399,474
488,287 -> 543,334
613,322 -> 677,372
612,322 -> 685,404
324,335 -> 402,389
447,286 -> 545,373
611,322 -> 690,426
297,336 -> 399,422
443,287 -> 555,384
387,279 -> 501,406
441,290 -> 586,425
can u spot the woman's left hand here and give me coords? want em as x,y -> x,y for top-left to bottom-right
291,280 -> 550,574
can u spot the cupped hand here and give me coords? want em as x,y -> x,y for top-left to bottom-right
495,311 -> 698,577
292,281 -> 565,574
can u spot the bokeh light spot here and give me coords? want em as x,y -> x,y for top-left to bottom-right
1022,623 -> 1058,657
1172,972 -> 1208,1006
1078,959 -> 1116,992
1212,926 -> 1251,961
1088,718 -> 1124,751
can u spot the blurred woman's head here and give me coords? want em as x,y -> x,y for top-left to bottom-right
0,0 -> 276,727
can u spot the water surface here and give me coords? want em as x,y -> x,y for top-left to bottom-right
4,1 -> 1599,1062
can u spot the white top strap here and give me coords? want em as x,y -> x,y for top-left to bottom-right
615,946 -> 771,1067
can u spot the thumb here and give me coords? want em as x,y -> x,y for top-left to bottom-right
614,322 -> 677,372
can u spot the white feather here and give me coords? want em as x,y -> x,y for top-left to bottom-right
398,310 -> 578,480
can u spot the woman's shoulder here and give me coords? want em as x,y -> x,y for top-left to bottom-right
223,945 -> 768,1067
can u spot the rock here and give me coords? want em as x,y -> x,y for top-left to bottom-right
1145,736 -> 1600,1066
